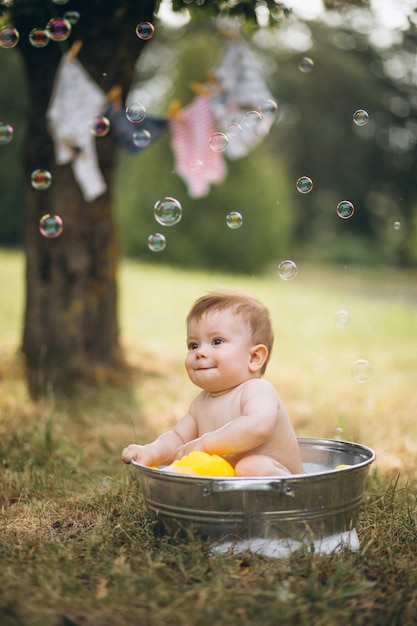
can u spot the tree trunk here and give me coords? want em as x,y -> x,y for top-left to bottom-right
14,0 -> 156,397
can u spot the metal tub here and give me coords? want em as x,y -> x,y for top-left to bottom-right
132,437 -> 375,550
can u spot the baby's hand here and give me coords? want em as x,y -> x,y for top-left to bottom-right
175,437 -> 205,459
121,444 -> 155,466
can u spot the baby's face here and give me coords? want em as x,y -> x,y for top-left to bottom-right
185,310 -> 256,393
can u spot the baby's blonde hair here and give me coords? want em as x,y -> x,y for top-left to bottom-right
186,290 -> 274,375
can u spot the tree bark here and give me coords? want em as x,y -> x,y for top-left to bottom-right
13,0 -> 156,396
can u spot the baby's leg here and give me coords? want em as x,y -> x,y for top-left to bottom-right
234,454 -> 291,477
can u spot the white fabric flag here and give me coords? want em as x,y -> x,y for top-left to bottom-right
47,55 -> 107,202
212,38 -> 277,160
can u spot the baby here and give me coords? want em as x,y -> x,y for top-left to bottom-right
121,290 -> 304,476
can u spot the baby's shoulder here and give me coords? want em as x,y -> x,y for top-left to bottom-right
241,377 -> 277,396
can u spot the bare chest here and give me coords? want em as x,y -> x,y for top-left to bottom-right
194,389 -> 244,434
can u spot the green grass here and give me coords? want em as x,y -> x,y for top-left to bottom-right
1,248 -> 417,625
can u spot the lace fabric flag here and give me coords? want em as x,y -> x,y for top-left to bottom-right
211,38 -> 278,160
170,95 -> 227,198
47,54 -> 107,202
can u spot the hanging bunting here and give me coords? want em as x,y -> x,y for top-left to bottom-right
170,95 -> 227,198
46,53 -> 107,202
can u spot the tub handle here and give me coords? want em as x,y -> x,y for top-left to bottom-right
202,479 -> 295,497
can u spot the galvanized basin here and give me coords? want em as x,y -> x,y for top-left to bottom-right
132,437 -> 375,548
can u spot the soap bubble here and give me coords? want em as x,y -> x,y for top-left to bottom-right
278,259 -> 297,280
226,122 -> 242,138
136,21 -> 155,40
154,197 -> 182,226
337,200 -> 355,219
296,176 -> 313,194
351,359 -> 372,383
132,129 -> 151,148
148,233 -> 166,252
209,132 -> 229,152
226,211 -> 243,229
0,26 -> 19,48
334,310 -> 350,329
393,221 -> 401,230
31,169 -> 52,190
353,109 -> 369,126
270,2 -> 292,21
0,123 -> 13,145
64,11 -> 81,25
244,110 -> 263,129
29,28 -> 50,48
126,102 -> 146,124
39,214 -> 63,238
46,18 -> 72,42
299,57 -> 314,73
90,116 -> 110,137
259,99 -> 278,117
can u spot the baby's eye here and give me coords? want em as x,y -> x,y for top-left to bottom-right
212,337 -> 224,346
188,342 -> 199,350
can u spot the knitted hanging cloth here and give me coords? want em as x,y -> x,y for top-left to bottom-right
211,38 -> 278,160
170,94 -> 227,198
46,54 -> 107,202
102,101 -> 168,154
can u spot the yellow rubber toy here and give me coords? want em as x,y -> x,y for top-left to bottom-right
165,451 -> 235,477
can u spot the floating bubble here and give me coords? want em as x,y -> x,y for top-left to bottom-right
154,197 -> 182,226
296,176 -> 313,194
393,221 -> 401,230
226,211 -> 243,229
90,116 -> 110,137
126,102 -> 146,124
132,129 -> 151,149
226,122 -> 242,138
31,169 -> 52,190
351,359 -> 372,383
39,214 -> 63,238
0,26 -> 19,49
353,109 -> 369,126
64,11 -> 81,25
270,2 -> 292,21
209,132 -> 229,152
52,0 -> 69,4
337,200 -> 355,219
29,28 -> 50,48
46,18 -> 72,42
299,57 -> 314,73
0,123 -> 13,145
136,21 -> 155,40
148,233 -> 166,252
334,310 -> 350,329
278,259 -> 297,280
258,99 -> 278,116
244,110 -> 263,129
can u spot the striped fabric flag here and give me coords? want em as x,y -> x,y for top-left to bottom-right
170,95 -> 227,198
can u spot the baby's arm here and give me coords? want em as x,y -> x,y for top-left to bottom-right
121,413 -> 198,466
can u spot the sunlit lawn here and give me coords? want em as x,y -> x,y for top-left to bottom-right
1,248 -> 417,625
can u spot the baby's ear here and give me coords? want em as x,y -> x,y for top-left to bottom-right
248,344 -> 268,373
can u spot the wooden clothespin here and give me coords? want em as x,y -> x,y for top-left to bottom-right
189,81 -> 211,97
217,27 -> 241,41
105,85 -> 123,111
167,100 -> 182,120
65,40 -> 83,63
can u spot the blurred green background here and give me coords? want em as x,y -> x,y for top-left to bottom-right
1,8 -> 416,272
